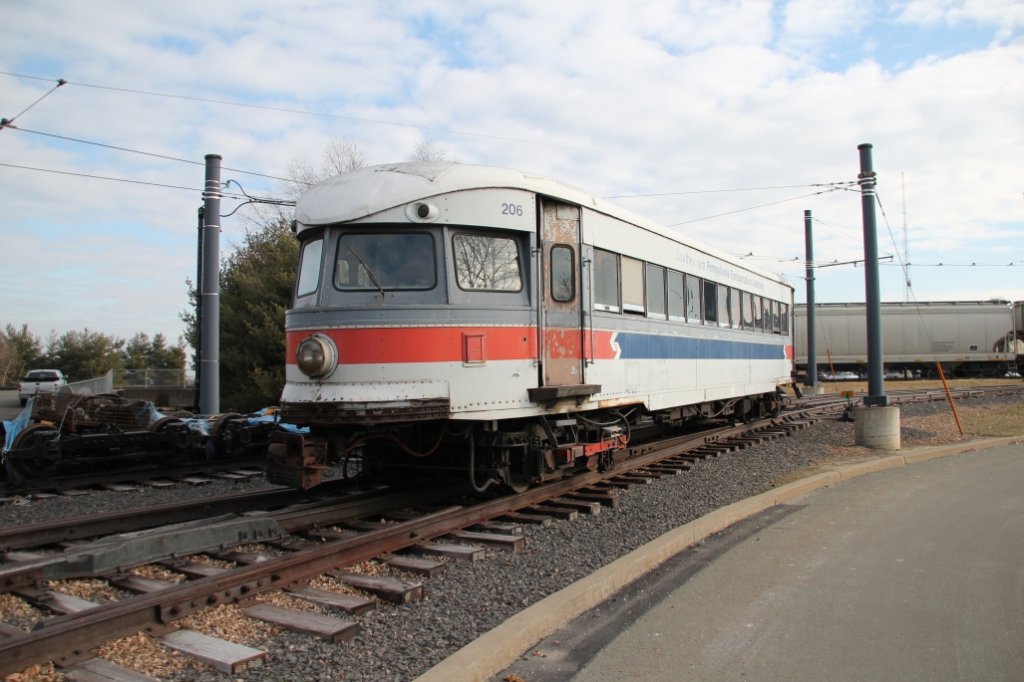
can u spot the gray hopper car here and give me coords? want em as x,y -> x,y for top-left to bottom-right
794,300 -> 1022,378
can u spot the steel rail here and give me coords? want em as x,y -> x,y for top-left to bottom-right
0,420 -> 746,675
0,478 -> 358,552
2,385 -> 1020,674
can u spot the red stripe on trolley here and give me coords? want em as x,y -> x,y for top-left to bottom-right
287,327 -> 538,365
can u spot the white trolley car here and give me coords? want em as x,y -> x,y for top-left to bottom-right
277,162 -> 794,491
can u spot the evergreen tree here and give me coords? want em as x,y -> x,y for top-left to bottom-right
44,329 -> 125,382
182,218 -> 298,412
1,324 -> 44,385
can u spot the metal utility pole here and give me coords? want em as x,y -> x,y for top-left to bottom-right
194,206 -> 204,413
199,154 -> 222,415
902,172 -> 911,302
803,209 -> 817,388
858,144 -> 887,406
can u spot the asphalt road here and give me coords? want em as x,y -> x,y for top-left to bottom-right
502,443 -> 1024,682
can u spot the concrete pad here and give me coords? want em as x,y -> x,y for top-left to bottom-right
771,471 -> 842,505
901,436 -> 1020,465
413,436 -> 1018,682
834,454 -> 906,480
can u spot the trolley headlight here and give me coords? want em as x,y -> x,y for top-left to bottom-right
296,334 -> 338,378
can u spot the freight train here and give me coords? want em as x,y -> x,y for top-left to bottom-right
794,300 -> 1023,379
275,162 -> 795,491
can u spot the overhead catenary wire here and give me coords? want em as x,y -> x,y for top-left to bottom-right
1,70 -> 1002,254
0,78 -> 66,131
0,69 -> 809,181
666,185 -> 853,227
0,122 -> 847,218
1,70 -> 877,221
606,181 -> 858,198
0,161 -> 292,206
3,125 -> 301,184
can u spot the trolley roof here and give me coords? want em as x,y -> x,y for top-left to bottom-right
294,161 -> 789,287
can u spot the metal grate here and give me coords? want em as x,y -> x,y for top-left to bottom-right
31,391 -> 155,432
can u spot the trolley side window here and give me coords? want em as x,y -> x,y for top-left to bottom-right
622,256 -> 645,314
593,248 -> 620,312
646,263 -> 666,319
729,288 -> 741,329
704,281 -> 718,325
740,291 -> 753,330
668,270 -> 685,321
717,285 -> 731,328
295,237 -> 323,299
453,233 -> 523,292
686,275 -> 702,323
335,233 -> 436,290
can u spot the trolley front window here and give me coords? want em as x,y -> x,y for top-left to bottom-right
295,237 -> 323,298
453,233 -> 523,291
335,233 -> 436,290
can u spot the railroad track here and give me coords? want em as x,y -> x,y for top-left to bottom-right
0,457 -> 268,497
1,385 -> 1019,678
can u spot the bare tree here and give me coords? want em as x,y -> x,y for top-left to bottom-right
410,136 -> 455,162
280,137 -> 368,201
323,138 -> 367,174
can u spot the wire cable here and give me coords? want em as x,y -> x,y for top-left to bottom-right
0,161 -> 248,197
0,78 -> 66,131
4,125 -> 303,184
607,181 -> 857,199
666,185 -> 851,226
0,70 -> 805,180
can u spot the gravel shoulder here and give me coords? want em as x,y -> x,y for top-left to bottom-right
2,392 -> 1022,681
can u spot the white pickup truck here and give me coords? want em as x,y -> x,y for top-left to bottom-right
17,369 -> 68,406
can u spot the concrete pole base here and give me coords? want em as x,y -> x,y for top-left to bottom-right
854,405 -> 901,450
804,385 -> 825,395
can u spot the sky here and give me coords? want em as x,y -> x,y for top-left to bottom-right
1,0 -> 1022,350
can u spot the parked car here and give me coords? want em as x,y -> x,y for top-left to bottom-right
17,369 -> 68,406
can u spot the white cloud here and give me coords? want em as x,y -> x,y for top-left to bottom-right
1,0 -> 1021,339
893,0 -> 1024,33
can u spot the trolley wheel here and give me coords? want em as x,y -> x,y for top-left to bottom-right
503,468 -> 531,494
9,424 -> 62,479
209,412 -> 243,437
499,437 -> 534,494
149,416 -> 190,464
209,412 -> 245,458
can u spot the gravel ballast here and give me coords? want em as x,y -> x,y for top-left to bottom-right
2,393 -> 1021,681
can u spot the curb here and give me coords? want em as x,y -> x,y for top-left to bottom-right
413,436 -> 1021,682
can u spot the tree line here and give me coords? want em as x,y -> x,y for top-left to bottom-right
1,325 -> 186,386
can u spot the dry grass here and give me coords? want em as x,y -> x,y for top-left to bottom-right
958,401 -> 1024,437
795,377 -> 1022,395
773,386 -> 1023,486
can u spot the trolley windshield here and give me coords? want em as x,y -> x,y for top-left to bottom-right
334,232 -> 436,291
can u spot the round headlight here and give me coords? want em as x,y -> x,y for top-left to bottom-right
296,334 -> 337,378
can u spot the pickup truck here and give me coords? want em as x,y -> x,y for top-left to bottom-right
17,369 -> 68,406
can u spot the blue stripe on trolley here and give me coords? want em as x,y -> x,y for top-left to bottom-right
614,332 -> 786,360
